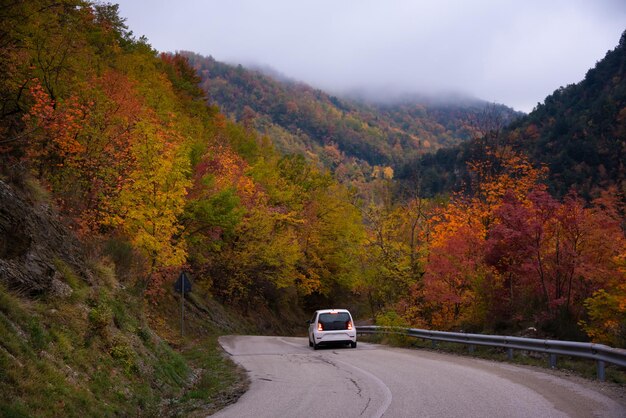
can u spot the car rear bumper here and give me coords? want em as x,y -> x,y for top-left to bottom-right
315,331 -> 357,344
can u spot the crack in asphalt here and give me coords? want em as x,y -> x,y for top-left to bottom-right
349,377 -> 363,396
317,356 -> 339,369
330,356 -> 393,418
313,347 -> 390,417
360,397 -> 372,416
226,337 -> 393,417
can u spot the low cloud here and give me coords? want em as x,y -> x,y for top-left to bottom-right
117,0 -> 626,112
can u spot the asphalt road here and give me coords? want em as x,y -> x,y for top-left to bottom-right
212,335 -> 625,418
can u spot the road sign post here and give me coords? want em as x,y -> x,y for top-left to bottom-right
174,271 -> 192,337
181,283 -> 184,337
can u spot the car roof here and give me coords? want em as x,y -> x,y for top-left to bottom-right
316,309 -> 351,314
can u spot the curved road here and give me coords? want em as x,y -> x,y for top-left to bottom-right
212,335 -> 625,418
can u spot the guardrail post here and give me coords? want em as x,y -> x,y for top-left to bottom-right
468,344 -> 475,354
549,354 -> 557,369
507,348 -> 513,360
597,361 -> 605,381
432,340 -> 438,349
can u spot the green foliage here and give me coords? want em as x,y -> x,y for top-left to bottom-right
154,342 -> 190,388
89,260 -> 118,289
224,121 -> 261,162
181,336 -> 244,401
358,200 -> 417,317
109,297 -> 132,331
375,311 -> 411,345
50,329 -> 74,360
0,403 -> 30,418
0,0 -> 371,322
504,30 -> 626,199
581,285 -> 626,347
159,53 -> 204,101
27,318 -> 50,350
52,258 -> 82,290
88,302 -> 113,337
185,187 -> 243,250
375,310 -> 409,328
109,339 -> 138,376
136,327 -> 153,345
0,260 -> 245,417
0,3 -> 257,416
0,283 -> 25,319
113,120 -> 190,271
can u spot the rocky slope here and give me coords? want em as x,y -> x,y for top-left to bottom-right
0,179 -> 92,295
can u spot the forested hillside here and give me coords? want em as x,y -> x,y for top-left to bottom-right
1,0 -> 370,313
402,30 -> 626,200
506,30 -> 626,199
184,52 -> 520,181
0,1 -> 363,415
0,2 -> 624,414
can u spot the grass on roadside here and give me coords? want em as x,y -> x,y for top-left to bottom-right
161,335 -> 248,417
0,271 -> 247,418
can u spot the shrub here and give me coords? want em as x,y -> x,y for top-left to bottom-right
109,340 -> 137,376
88,304 -> 112,338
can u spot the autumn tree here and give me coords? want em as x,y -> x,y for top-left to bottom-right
485,189 -> 625,337
408,151 -> 546,330
111,119 -> 190,294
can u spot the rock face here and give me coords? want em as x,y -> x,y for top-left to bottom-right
0,180 -> 92,295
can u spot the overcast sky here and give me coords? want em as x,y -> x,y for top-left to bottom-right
115,0 -> 625,112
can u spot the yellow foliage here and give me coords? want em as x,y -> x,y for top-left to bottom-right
114,119 -> 190,270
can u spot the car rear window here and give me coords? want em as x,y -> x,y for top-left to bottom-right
318,312 -> 351,330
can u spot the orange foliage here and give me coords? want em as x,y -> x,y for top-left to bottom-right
430,150 -> 546,247
415,153 -> 625,336
191,145 -> 262,207
76,70 -> 144,231
23,79 -> 87,168
21,73 -> 147,233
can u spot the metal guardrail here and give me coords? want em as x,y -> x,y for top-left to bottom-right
356,325 -> 626,381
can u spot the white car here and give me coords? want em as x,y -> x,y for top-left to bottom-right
307,309 -> 357,350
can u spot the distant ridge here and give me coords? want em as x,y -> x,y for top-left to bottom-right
183,52 -> 521,178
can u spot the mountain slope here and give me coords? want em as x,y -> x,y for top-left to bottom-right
183,52 -> 520,177
401,30 -> 626,199
506,30 -> 626,198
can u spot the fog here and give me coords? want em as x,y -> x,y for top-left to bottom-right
115,0 -> 626,112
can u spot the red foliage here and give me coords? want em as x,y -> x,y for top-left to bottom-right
486,188 -> 625,326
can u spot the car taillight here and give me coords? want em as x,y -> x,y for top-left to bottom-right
317,322 -> 323,331
347,321 -> 353,330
